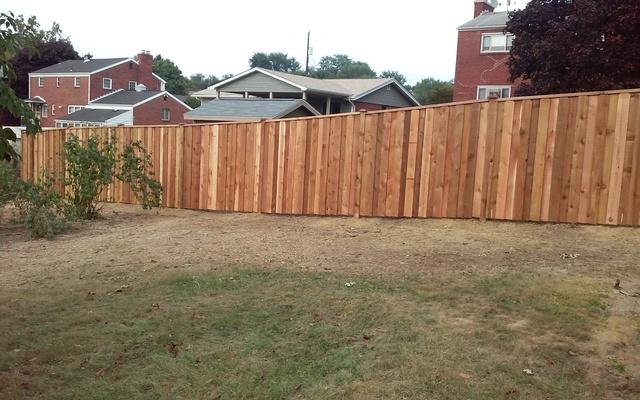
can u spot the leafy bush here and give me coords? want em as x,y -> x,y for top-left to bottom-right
64,134 -> 162,219
0,162 -> 68,239
118,141 -> 163,209
64,134 -> 117,220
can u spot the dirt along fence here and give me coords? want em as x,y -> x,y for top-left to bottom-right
21,88 -> 640,226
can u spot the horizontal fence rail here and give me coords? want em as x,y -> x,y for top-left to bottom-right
21,88 -> 640,226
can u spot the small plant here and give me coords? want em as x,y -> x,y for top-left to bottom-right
0,162 -> 68,239
64,134 -> 117,220
118,141 -> 163,209
63,133 -> 162,219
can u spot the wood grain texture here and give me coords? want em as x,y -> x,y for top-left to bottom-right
21,89 -> 640,226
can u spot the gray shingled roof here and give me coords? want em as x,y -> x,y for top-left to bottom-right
458,11 -> 509,31
33,58 -> 130,74
254,68 -> 394,97
55,108 -> 129,123
184,99 -> 319,121
91,90 -> 164,105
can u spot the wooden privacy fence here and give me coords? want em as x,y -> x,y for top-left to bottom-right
21,88 -> 640,226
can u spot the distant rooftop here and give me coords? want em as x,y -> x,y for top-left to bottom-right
55,108 -> 129,123
185,98 -> 319,121
458,11 -> 509,31
32,58 -> 130,74
91,90 -> 165,105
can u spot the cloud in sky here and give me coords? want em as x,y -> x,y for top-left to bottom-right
4,0 -> 526,85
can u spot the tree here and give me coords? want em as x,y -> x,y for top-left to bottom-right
184,97 -> 201,109
312,54 -> 376,79
249,52 -> 301,73
189,73 -> 219,91
1,11 -> 40,161
412,78 -> 453,105
379,70 -> 407,86
10,19 -> 79,99
152,55 -> 191,95
507,0 -> 640,96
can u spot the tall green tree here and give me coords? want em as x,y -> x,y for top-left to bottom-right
507,0 -> 640,95
249,52 -> 301,73
379,70 -> 407,86
312,54 -> 376,79
412,78 -> 453,105
11,20 -> 79,99
1,12 -> 40,161
152,55 -> 190,95
189,73 -> 219,91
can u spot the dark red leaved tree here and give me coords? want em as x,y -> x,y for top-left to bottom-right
507,0 -> 640,96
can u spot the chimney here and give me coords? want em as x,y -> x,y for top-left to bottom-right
474,0 -> 495,17
136,50 -> 154,89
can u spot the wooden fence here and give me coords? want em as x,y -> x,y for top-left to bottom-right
21,88 -> 640,226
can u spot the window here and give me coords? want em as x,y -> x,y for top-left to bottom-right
51,104 -> 55,116
68,105 -> 84,114
477,86 -> 511,100
42,105 -> 48,118
128,81 -> 137,91
103,78 -> 112,89
74,77 -> 81,87
56,77 -> 60,87
481,33 -> 514,53
38,77 -> 44,87
161,108 -> 170,121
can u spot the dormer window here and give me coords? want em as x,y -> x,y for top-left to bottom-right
128,81 -> 137,91
481,33 -> 514,53
103,78 -> 112,89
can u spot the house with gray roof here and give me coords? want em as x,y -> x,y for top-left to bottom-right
55,87 -> 191,127
26,51 -> 167,128
188,67 -> 419,122
185,99 -> 320,123
453,0 -> 515,101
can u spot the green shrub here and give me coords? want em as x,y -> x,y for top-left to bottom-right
0,162 -> 68,239
64,134 -> 117,220
118,141 -> 163,209
64,134 -> 162,219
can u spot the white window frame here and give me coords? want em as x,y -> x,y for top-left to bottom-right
481,33 -> 514,54
38,77 -> 44,87
74,77 -> 81,87
477,85 -> 512,100
161,108 -> 170,121
56,77 -> 60,87
51,104 -> 55,116
102,78 -> 112,89
42,104 -> 48,117
128,81 -> 137,91
68,105 -> 84,114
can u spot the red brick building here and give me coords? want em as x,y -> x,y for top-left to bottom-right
453,0 -> 514,102
26,51 -> 166,127
54,89 -> 191,127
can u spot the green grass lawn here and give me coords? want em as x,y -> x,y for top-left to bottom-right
1,268 -> 608,399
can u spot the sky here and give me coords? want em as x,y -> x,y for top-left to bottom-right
4,0 -> 527,86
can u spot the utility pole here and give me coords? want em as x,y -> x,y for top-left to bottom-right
305,31 -> 311,75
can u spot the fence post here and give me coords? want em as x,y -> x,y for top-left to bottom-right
354,109 -> 367,218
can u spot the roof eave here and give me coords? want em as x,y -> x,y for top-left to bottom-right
457,25 -> 507,32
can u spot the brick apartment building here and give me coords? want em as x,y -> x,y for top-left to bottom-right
453,0 -> 514,102
26,51 -> 167,127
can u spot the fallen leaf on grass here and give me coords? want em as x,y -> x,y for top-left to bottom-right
522,368 -> 534,375
345,281 -> 356,287
167,342 -> 179,358
458,373 -> 471,379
